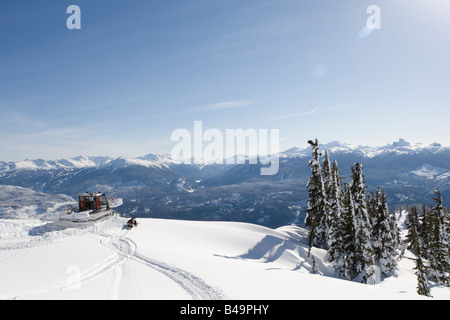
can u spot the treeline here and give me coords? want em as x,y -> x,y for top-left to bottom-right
406,190 -> 449,297
305,139 -> 401,284
305,139 -> 449,296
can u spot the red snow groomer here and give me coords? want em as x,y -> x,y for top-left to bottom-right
78,192 -> 110,212
60,192 -> 114,223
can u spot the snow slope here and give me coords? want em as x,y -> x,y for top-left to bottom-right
0,185 -> 76,219
0,216 -> 448,300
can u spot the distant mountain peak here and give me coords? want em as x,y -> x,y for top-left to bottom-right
321,141 -> 346,148
391,138 -> 411,148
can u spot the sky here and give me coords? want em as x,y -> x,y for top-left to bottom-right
0,0 -> 449,161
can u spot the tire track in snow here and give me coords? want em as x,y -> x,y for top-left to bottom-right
104,232 -> 226,300
0,227 -> 134,300
1,226 -> 225,300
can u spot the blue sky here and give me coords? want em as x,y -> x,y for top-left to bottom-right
1,0 -> 449,161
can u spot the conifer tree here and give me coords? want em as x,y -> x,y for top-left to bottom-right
322,150 -> 332,197
406,206 -> 432,297
367,190 -> 378,242
306,139 -> 328,252
342,183 -> 358,280
350,162 -> 375,282
367,191 -> 377,226
371,189 -> 398,276
326,160 -> 346,277
388,200 -> 401,250
427,189 -> 449,286
406,206 -> 421,255
415,252 -> 432,297
384,190 -> 401,250
418,204 -> 431,259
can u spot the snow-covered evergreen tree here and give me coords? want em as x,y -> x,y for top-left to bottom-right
406,206 -> 432,297
406,206 -> 422,256
322,150 -> 332,198
370,188 -> 398,276
415,253 -> 432,297
367,191 -> 377,227
350,162 -> 375,283
418,204 -> 431,259
326,160 -> 346,277
306,139 -> 328,252
388,202 -> 401,251
427,189 -> 449,286
342,183 -> 358,280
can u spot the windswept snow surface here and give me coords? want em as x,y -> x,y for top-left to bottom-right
0,217 -> 448,300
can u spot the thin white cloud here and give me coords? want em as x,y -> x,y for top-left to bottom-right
268,103 -> 360,121
268,107 -> 320,121
195,101 -> 254,111
357,26 -> 375,39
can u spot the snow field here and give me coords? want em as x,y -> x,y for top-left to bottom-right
0,216 -> 448,300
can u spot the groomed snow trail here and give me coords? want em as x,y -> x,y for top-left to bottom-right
0,220 -> 225,300
0,226 -> 135,299
101,227 -> 226,300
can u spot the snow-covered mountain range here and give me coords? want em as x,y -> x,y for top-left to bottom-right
1,139 -> 449,227
280,139 -> 446,158
1,139 -> 446,172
